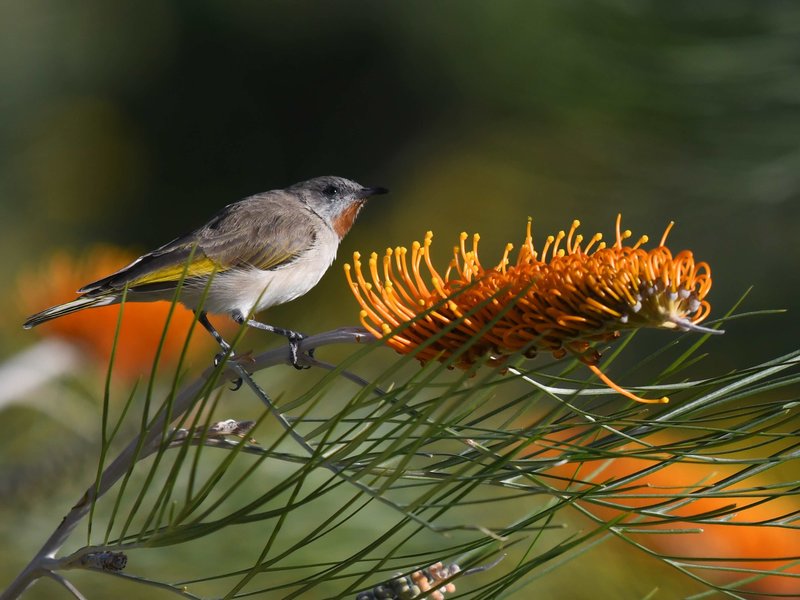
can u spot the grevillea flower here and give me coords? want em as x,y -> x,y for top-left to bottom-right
345,216 -> 720,404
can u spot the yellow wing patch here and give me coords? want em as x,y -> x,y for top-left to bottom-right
250,249 -> 299,271
130,256 -> 221,287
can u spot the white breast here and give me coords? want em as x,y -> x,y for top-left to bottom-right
188,227 -> 340,317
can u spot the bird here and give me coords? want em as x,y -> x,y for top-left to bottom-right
23,175 -> 388,369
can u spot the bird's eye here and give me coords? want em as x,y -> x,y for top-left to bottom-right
322,184 -> 340,197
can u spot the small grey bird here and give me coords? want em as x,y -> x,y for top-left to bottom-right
23,176 -> 388,367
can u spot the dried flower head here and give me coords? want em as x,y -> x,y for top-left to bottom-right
345,216 -> 720,404
79,551 -> 128,572
355,561 -> 462,600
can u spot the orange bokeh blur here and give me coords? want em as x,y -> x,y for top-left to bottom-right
18,246 -> 231,379
537,430 -> 800,597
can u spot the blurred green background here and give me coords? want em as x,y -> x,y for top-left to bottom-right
1,1 -> 799,598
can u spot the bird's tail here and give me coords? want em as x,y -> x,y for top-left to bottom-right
23,296 -> 118,329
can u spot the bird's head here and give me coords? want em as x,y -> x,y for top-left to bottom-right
291,176 -> 388,239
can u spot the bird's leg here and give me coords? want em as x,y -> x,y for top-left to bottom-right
196,311 -> 233,364
232,311 -> 313,370
196,311 -> 243,390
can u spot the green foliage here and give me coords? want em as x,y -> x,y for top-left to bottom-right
4,296 -> 800,599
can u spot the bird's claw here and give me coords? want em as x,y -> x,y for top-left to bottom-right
213,349 -> 255,391
213,351 -> 229,367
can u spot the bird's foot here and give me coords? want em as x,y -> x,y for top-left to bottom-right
213,350 -> 232,368
287,332 -> 314,370
214,349 -> 255,391
233,313 -> 316,371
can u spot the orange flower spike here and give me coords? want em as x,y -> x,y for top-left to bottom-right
347,216 -> 720,404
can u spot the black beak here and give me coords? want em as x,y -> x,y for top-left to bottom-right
358,186 -> 389,198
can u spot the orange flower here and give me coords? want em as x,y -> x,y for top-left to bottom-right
345,216 -> 719,403
18,246 -> 224,379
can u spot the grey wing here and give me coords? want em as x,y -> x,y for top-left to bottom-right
193,193 -> 320,270
78,193 -> 319,295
